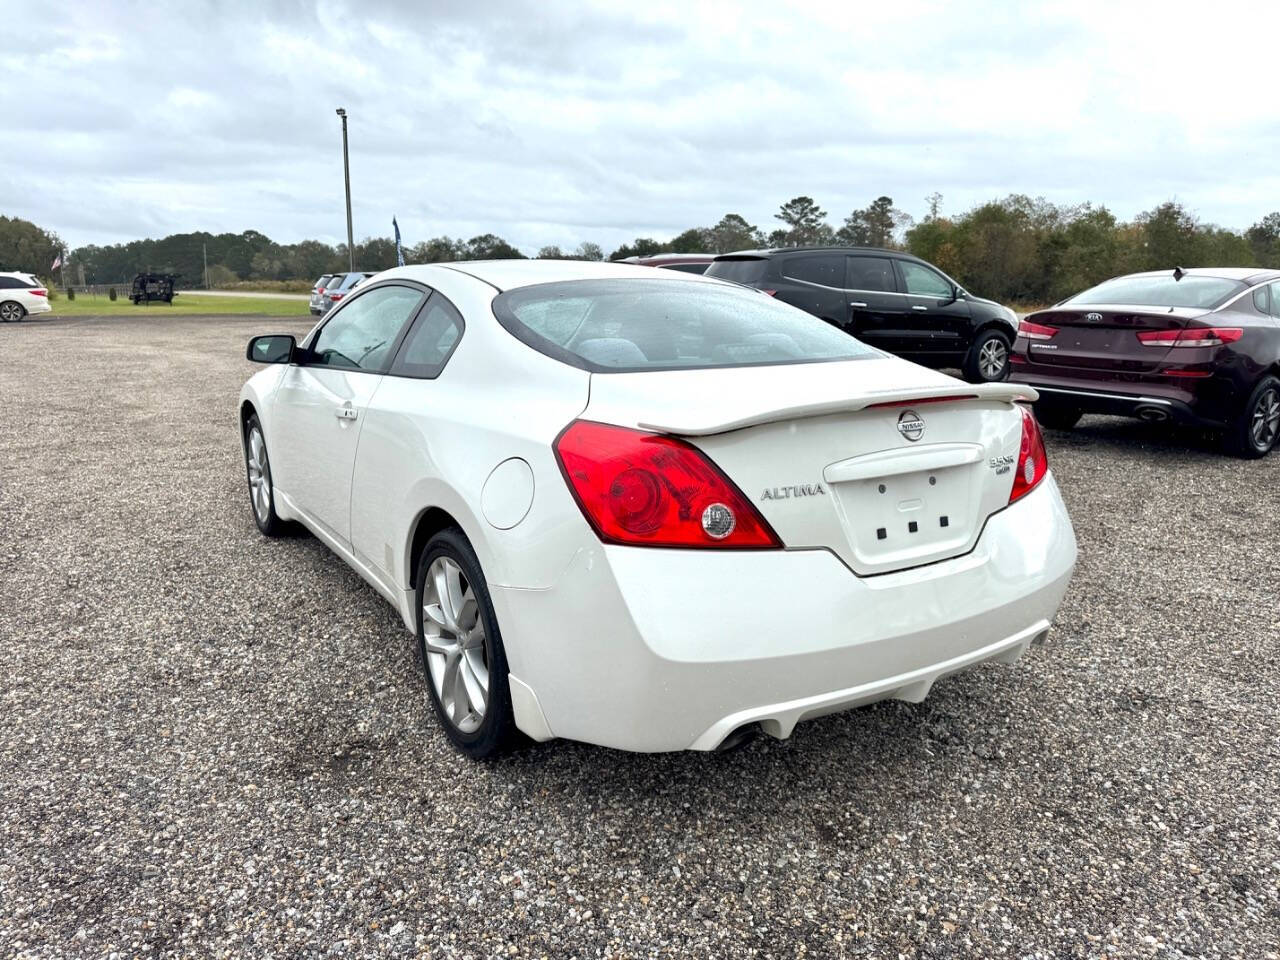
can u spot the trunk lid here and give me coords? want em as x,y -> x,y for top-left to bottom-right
1024,305 -> 1206,373
582,358 -> 1031,576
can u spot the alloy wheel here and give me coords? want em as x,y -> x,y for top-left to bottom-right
0,302 -> 22,322
246,427 -> 272,522
978,338 -> 1008,380
422,557 -> 489,734
1251,386 -> 1280,451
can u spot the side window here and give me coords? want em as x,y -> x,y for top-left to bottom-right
389,293 -> 465,378
899,261 -> 953,298
0,277 -> 20,289
1270,282 -> 1280,318
781,256 -> 844,288
308,284 -> 424,371
845,256 -> 896,292
1253,286 -> 1270,315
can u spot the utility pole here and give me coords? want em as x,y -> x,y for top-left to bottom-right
337,107 -> 354,271
203,243 -> 209,289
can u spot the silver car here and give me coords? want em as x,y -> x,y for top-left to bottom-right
320,271 -> 375,314
308,274 -> 336,316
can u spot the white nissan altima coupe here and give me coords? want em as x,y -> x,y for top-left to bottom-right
238,260 -> 1076,757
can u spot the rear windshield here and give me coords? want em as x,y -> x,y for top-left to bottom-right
1067,275 -> 1244,309
704,258 -> 767,285
493,278 -> 873,373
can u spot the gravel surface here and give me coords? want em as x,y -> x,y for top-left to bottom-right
2,314 -> 1277,959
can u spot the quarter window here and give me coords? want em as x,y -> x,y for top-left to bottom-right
1253,286 -> 1270,315
308,284 -> 424,371
781,256 -> 844,288
898,261 -> 953,298
390,293 -> 465,378
845,257 -> 896,292
1270,282 -> 1280,319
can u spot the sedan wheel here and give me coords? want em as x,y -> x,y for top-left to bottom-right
0,301 -> 25,322
1226,375 -> 1280,459
415,529 -> 518,757
1250,386 -> 1280,450
422,557 -> 490,734
243,416 -> 284,534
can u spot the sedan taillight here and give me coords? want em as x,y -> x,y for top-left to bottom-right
1009,407 -> 1048,504
29,288 -> 47,298
554,420 -> 782,549
1136,327 -> 1243,347
329,292 -> 344,301
1017,320 -> 1058,341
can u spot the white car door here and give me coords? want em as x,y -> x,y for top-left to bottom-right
349,292 -> 467,584
270,282 -> 428,546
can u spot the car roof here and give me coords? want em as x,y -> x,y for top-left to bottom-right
384,259 -> 721,292
715,245 -> 914,260
1117,267 -> 1280,285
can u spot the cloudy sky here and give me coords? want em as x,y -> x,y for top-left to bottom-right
6,0 -> 1279,254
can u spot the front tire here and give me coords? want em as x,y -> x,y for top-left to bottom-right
1225,375 -> 1280,459
243,415 -> 286,535
963,329 -> 1011,383
416,528 -> 518,759
0,301 -> 26,322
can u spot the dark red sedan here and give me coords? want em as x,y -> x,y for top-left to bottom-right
1010,268 -> 1280,458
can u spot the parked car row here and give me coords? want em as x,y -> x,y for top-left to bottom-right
0,272 -> 51,322
309,270 -> 375,316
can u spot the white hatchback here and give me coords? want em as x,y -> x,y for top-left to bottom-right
0,272 -> 51,321
239,261 -> 1076,757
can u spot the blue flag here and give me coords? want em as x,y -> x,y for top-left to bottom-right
393,217 -> 405,266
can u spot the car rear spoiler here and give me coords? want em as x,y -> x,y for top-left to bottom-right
638,382 -> 1038,437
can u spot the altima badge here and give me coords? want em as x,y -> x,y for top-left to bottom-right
897,410 -> 925,442
760,484 -> 826,501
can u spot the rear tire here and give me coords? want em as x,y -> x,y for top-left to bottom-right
416,528 -> 519,759
1033,403 -> 1083,431
0,301 -> 26,322
962,329 -> 1011,383
1224,375 -> 1280,459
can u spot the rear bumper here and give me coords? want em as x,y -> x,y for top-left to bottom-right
1011,369 -> 1235,426
495,475 -> 1076,752
25,299 -> 52,316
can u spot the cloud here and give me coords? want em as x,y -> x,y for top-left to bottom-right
4,0 -> 1278,254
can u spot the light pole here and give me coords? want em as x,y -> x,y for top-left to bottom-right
336,107 -> 354,271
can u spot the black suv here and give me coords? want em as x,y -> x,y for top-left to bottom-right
706,247 -> 1018,382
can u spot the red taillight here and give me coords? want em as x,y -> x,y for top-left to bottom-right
554,420 -> 782,549
29,288 -> 47,298
1009,407 -> 1048,504
1017,320 -> 1058,341
759,289 -> 777,297
329,292 -> 344,301
1136,327 -> 1243,347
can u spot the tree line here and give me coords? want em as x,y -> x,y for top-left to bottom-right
4,197 -> 1279,305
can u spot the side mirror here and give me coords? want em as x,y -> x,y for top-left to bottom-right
246,334 -> 296,364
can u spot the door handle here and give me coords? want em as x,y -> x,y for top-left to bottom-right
849,301 -> 868,309
335,404 -> 358,421
912,305 -> 929,312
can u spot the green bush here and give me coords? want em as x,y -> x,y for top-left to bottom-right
108,287 -> 117,301
66,287 -> 75,301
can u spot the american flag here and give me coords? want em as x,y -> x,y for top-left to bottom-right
51,251 -> 62,271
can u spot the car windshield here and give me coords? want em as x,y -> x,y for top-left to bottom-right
493,278 -> 874,372
1067,274 -> 1244,309
704,258 -> 767,284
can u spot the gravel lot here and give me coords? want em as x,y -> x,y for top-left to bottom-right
2,313 -> 1277,959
